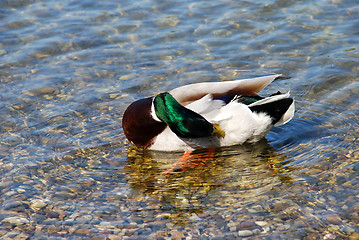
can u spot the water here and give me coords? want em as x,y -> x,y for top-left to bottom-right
1,0 -> 358,239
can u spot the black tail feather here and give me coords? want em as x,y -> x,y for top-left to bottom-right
249,98 -> 294,125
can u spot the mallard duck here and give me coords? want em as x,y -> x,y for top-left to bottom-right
122,75 -> 294,151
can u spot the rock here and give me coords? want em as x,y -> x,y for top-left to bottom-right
255,221 -> 268,226
349,232 -> 359,240
238,220 -> 256,229
271,202 -> 291,212
148,231 -> 167,240
351,202 -> 359,212
169,230 -> 185,240
108,235 -> 122,240
47,225 -> 62,234
46,211 -> 60,218
227,221 -> 237,231
3,216 -> 29,225
30,199 -> 47,211
237,230 -> 253,237
2,231 -> 19,239
155,213 -> 171,219
189,214 -> 202,221
325,215 -> 342,225
75,227 -> 92,235
323,233 -> 337,239
13,232 -> 30,239
340,226 -> 355,235
3,200 -> 24,210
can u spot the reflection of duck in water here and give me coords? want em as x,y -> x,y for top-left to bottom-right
162,148 -> 216,174
125,142 -> 294,202
122,75 -> 294,152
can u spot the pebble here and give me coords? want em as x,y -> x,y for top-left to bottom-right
2,217 -> 29,225
189,214 -> 202,221
46,211 -> 60,218
169,230 -> 185,240
237,230 -> 253,237
254,228 -> 262,234
46,225 -> 62,234
155,213 -> 171,219
238,220 -> 256,229
323,233 -> 337,239
255,221 -> 268,226
108,235 -> 122,240
325,215 -> 342,225
277,224 -> 291,231
3,200 -> 25,210
30,199 -> 48,211
2,231 -> 20,239
349,232 -> 359,240
75,227 -> 92,235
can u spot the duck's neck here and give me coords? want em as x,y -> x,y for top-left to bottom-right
153,92 -> 214,138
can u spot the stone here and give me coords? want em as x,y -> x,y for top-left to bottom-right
46,211 -> 60,218
237,230 -> 253,237
3,200 -> 24,210
3,217 -> 29,225
255,221 -> 268,226
75,228 -> 92,235
170,230 -> 185,240
30,199 -> 47,211
238,221 -> 256,229
349,232 -> 359,240
325,215 -> 342,225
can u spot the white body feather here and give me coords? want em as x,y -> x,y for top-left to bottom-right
149,75 -> 294,151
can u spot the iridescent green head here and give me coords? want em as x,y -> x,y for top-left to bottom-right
153,92 -> 225,139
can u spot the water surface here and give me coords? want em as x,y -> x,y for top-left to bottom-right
0,0 -> 358,239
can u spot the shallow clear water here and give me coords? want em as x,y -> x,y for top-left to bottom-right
0,0 -> 358,239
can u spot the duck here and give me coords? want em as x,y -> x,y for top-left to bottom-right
122,75 -> 294,151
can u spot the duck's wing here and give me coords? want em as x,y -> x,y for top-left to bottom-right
170,75 -> 281,106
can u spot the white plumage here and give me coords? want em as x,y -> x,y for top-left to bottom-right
148,75 -> 294,151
